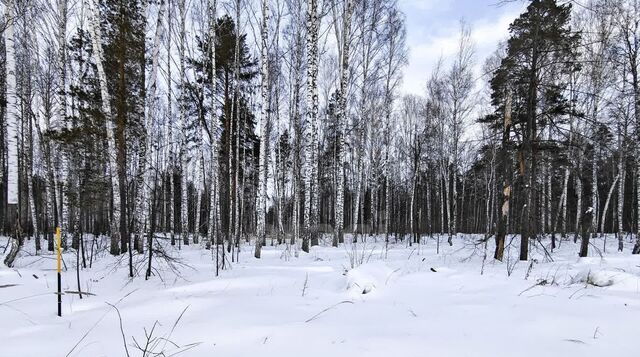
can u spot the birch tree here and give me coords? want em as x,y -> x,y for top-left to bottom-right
303,0 -> 319,252
207,0 -> 220,272
255,0 -> 269,258
614,0 -> 640,254
445,21 -> 475,245
380,3 -> 406,244
3,0 -> 20,267
144,0 -> 167,279
333,0 -> 354,246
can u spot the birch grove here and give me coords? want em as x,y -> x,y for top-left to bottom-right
3,0 -> 640,271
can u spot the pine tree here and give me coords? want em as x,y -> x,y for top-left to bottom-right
487,0 -> 580,260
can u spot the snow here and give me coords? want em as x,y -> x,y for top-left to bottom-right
345,261 -> 396,296
1,234 -> 639,356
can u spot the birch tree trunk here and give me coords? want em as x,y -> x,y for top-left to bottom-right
19,11 -> 39,252
546,161 -> 552,234
207,0 -> 220,264
617,0 -> 640,253
575,153 -> 583,242
4,0 -> 21,267
255,0 -> 270,258
304,0 -> 319,251
334,0 -> 354,247
57,0 -> 69,248
592,144 -> 599,234
291,31 -> 303,246
561,167 -> 569,238
601,174 -> 619,237
193,154 -> 202,244
227,0 -> 242,260
617,129 -> 626,251
443,165 -> 451,244
439,171 -> 444,235
139,0 -> 167,262
167,0 -> 176,246
384,154 -> 390,243
27,103 -> 38,252
137,0 -> 166,255
177,0 -> 190,246
33,99 -> 57,252
540,158 -> 546,235
632,50 -> 640,254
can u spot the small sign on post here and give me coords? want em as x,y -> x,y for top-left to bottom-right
56,227 -> 62,317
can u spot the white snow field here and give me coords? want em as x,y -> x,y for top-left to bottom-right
1,234 -> 639,357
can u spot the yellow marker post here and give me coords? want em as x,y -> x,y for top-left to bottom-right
56,227 -> 62,317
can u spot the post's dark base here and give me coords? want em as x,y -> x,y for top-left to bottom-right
57,272 -> 61,317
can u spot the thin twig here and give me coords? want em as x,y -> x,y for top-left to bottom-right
106,303 -> 131,357
305,300 -> 354,323
65,289 -> 139,357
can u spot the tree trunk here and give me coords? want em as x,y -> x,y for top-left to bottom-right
580,208 -> 593,258
178,0 -> 189,247
334,0 -> 354,247
494,91 -> 512,261
255,0 -> 269,259
617,134 -> 625,251
88,0 -> 123,257
600,174 -> 619,237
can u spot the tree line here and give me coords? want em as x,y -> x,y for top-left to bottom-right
1,0 -> 639,273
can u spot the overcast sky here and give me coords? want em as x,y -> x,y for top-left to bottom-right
398,0 -> 528,96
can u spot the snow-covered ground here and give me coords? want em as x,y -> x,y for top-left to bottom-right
1,234 -> 639,356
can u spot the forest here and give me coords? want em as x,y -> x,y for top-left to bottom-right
2,0 -> 639,270
1,0 -> 640,356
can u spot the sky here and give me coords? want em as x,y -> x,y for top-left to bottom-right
398,0 -> 528,96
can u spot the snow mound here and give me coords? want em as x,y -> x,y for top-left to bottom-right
571,268 -> 640,291
345,261 -> 396,296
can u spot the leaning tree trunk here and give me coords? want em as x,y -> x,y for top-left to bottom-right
600,174 -> 619,238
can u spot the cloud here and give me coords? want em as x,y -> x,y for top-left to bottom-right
401,0 -> 452,12
400,1 -> 525,96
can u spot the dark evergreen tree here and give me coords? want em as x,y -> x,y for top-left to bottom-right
57,28 -> 110,240
486,0 -> 581,260
187,15 -> 258,246
101,0 -> 146,256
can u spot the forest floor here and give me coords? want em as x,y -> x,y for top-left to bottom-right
1,233 -> 639,356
